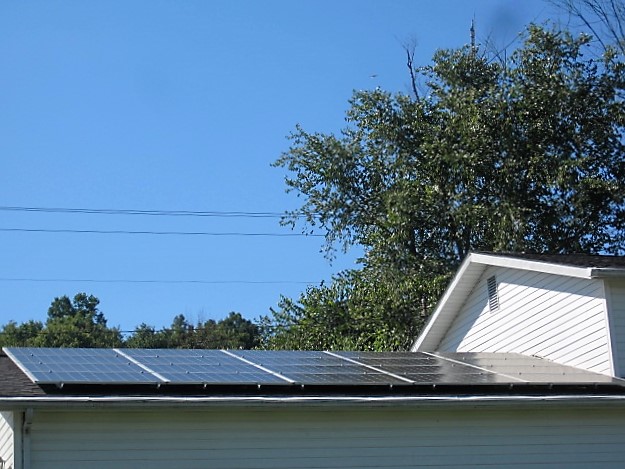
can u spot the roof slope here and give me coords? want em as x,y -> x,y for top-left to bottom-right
0,352 -> 46,397
1,348 -> 624,404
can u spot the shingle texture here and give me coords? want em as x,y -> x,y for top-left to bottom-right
0,352 -> 46,397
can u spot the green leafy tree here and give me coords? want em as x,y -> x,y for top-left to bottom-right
124,323 -> 170,348
0,320 -> 44,347
40,293 -> 123,347
266,25 -> 625,350
1,295 -> 261,349
125,314 -> 192,348
125,312 -> 260,349
0,293 -> 122,347
212,312 -> 261,349
262,267 -> 448,351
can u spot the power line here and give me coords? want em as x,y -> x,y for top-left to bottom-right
0,227 -> 322,237
0,277 -> 318,285
0,205 -> 313,219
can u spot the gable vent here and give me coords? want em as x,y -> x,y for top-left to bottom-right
487,275 -> 499,312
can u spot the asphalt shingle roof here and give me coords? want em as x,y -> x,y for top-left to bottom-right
0,352 -> 46,397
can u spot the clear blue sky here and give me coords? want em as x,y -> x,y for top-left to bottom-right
0,0 -> 562,332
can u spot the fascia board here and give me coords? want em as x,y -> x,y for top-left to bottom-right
470,253 -> 595,279
412,254 -> 485,351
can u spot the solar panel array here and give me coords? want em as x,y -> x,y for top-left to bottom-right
4,347 -> 623,387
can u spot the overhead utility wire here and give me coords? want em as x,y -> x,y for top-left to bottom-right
0,228 -> 322,237
0,278 -> 317,285
0,205 -> 315,219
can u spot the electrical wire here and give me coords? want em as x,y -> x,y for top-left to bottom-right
0,205 -> 313,219
0,277 -> 317,285
0,227 -> 322,237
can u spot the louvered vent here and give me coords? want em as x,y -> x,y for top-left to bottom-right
487,275 -> 499,312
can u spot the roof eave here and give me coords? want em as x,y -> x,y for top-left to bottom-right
470,253 -> 597,279
412,253 -> 485,351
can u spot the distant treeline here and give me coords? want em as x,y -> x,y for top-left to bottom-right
0,293 -> 260,349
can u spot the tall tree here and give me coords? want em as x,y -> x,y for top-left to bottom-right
0,320 -> 44,347
265,25 -> 625,350
0,293 -> 122,347
0,294 -> 261,349
42,293 -> 123,347
261,268 -> 448,351
125,312 -> 260,349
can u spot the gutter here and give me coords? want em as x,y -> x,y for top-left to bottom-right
2,394 -> 625,410
590,268 -> 625,279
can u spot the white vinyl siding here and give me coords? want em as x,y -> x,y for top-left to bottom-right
0,411 -> 14,469
28,406 -> 625,469
606,279 -> 625,377
438,266 -> 612,375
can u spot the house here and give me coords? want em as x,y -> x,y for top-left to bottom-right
2,252 -> 625,469
413,252 -> 625,377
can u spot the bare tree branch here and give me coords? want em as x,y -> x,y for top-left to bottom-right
549,0 -> 625,54
403,40 -> 419,99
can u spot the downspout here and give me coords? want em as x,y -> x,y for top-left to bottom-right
22,409 -> 33,469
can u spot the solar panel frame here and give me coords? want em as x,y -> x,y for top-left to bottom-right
334,351 -> 514,385
433,351 -> 625,384
3,347 -> 163,385
229,350 -> 409,385
120,348 -> 290,385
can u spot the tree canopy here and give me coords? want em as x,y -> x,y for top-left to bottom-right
0,293 -> 261,349
0,293 -> 123,348
125,312 -> 260,349
263,24 -> 625,351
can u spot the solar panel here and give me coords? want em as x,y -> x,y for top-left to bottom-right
229,350 -> 407,385
120,348 -> 289,385
434,352 -> 625,384
335,351 -> 511,384
4,347 -> 161,385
